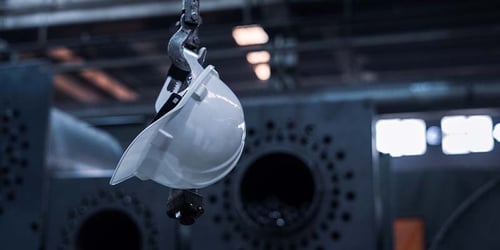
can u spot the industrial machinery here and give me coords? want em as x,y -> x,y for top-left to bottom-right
45,176 -> 176,250
6,1 -> 500,250
110,0 -> 245,225
382,110 -> 500,250
0,62 -> 178,250
44,107 -> 176,250
191,99 -> 378,250
44,110 -> 175,250
0,63 -> 51,250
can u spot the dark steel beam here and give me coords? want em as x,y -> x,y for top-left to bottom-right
0,0 -> 262,30
65,80 -> 500,120
49,23 -> 500,73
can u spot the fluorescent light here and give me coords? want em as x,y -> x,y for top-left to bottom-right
232,25 -> 269,46
467,116 -> 493,153
47,46 -> 138,102
401,119 -> 427,156
441,116 -> 467,134
442,134 -> 469,155
47,47 -> 82,62
246,51 -> 271,64
254,64 -> 271,81
441,115 -> 494,155
375,119 -> 427,157
80,69 -> 138,102
494,123 -> 500,142
375,119 -> 397,155
53,74 -> 102,103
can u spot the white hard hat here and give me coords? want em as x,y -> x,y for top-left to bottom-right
110,49 -> 246,189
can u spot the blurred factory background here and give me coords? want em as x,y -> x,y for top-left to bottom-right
2,0 -> 500,249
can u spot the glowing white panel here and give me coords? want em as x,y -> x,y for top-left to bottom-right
442,134 -> 469,155
494,123 -> 500,143
441,116 -> 467,134
375,119 -> 399,156
441,115 -> 494,155
232,25 -> 269,46
376,119 -> 427,157
467,116 -> 493,153
246,51 -> 271,64
400,119 -> 427,156
254,64 -> 271,81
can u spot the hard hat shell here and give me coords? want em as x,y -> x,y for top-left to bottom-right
110,49 -> 246,189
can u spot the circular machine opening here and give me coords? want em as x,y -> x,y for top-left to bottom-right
240,153 -> 316,232
76,209 -> 141,250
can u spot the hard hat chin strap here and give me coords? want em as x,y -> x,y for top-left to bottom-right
151,93 -> 182,123
154,47 -> 206,120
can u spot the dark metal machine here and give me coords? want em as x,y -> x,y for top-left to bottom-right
0,63 -> 51,250
0,62 -> 178,250
191,99 -> 379,250
43,109 -> 177,250
383,110 -> 500,250
45,175 -> 176,250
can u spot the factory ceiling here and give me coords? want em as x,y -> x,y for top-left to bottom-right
1,0 -> 500,111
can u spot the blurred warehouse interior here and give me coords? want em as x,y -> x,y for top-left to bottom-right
2,0 -> 500,250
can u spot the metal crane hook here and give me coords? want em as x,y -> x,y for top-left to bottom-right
168,0 -> 205,72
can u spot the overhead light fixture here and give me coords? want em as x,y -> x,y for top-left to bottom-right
254,63 -> 271,81
375,119 -> 427,157
441,115 -> 494,155
53,74 -> 102,103
232,24 -> 269,46
233,26 -> 271,80
47,46 -> 138,102
81,69 -> 138,102
467,116 -> 494,153
246,51 -> 270,64
47,47 -> 81,62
